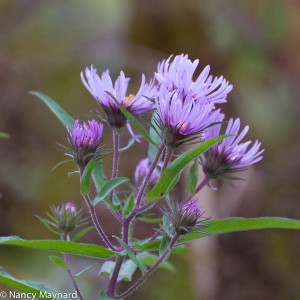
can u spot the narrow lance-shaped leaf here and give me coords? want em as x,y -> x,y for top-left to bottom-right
122,194 -> 135,217
114,236 -> 147,274
0,236 -> 116,259
71,226 -> 94,242
74,263 -> 97,278
147,135 -> 229,202
135,217 -> 300,251
186,160 -> 199,196
92,159 -> 107,192
93,177 -> 129,206
0,269 -> 65,300
148,113 -> 162,161
49,255 -> 68,270
137,252 -> 175,272
29,91 -> 75,129
80,159 -> 95,194
107,91 -> 157,146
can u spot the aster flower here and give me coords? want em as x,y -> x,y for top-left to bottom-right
155,54 -> 232,105
166,199 -> 207,235
37,202 -> 86,234
81,66 -> 156,128
134,158 -> 162,186
200,117 -> 264,180
67,119 -> 104,166
155,87 -> 223,148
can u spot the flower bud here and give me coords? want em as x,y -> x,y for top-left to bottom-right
167,200 -> 206,235
67,119 -> 104,166
134,158 -> 162,187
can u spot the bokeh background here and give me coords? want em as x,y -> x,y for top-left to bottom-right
1,1 -> 300,299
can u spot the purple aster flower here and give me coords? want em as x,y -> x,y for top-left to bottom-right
81,66 -> 156,128
201,117 -> 264,180
155,86 -> 223,148
134,158 -> 162,186
155,54 -> 232,105
37,202 -> 86,234
67,119 -> 104,166
167,199 -> 207,235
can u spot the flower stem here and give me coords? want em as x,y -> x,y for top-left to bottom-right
112,128 -> 120,179
161,146 -> 173,172
195,174 -> 210,194
135,143 -> 164,208
82,193 -> 118,252
106,256 -> 125,298
121,144 -> 164,246
62,232 -> 84,300
110,129 -> 120,202
109,233 -> 180,299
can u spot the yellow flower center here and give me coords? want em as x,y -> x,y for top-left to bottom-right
178,120 -> 187,132
123,94 -> 135,107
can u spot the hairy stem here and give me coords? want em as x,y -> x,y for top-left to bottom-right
62,232 -> 84,300
110,129 -> 120,202
106,256 -> 125,298
195,174 -> 210,194
122,144 -> 164,246
161,146 -> 173,172
82,193 -> 118,252
110,233 -> 180,299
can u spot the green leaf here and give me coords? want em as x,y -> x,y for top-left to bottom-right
179,217 -> 300,243
0,236 -> 116,259
74,263 -> 97,278
135,217 -> 300,251
137,252 -> 175,272
186,160 -> 199,196
171,245 -> 188,254
147,113 -> 162,161
35,215 -> 60,236
138,217 -> 162,223
92,159 -> 107,192
99,260 -> 138,282
114,236 -> 147,274
71,226 -> 94,242
93,177 -> 129,206
108,92 -> 156,146
0,269 -> 63,300
49,255 -> 68,270
122,194 -> 135,217
80,159 -> 95,194
147,135 -> 229,202
29,91 -> 75,129
0,132 -> 9,138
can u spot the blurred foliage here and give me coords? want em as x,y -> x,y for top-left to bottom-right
1,0 -> 300,299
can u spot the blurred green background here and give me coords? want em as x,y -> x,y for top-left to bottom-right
1,1 -> 300,299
